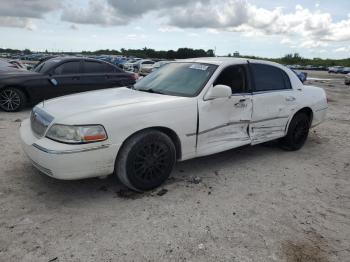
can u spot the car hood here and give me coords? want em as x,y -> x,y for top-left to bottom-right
0,69 -> 40,79
36,87 -> 187,120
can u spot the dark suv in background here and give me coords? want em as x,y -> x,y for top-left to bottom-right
0,57 -> 137,112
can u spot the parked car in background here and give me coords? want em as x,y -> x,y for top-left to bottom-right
291,69 -> 307,83
123,58 -> 142,71
8,60 -> 26,70
0,58 -> 22,70
20,58 -> 327,192
341,67 -> 350,74
0,57 -> 136,112
328,66 -> 344,73
151,60 -> 171,72
345,73 -> 350,85
138,60 -> 156,76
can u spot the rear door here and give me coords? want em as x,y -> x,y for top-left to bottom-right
249,63 -> 298,144
197,64 -> 253,156
80,60 -> 108,91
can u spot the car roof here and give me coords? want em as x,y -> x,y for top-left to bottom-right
178,57 -> 284,68
46,56 -> 109,63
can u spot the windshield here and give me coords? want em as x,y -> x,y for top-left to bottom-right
134,62 -> 217,97
34,59 -> 61,73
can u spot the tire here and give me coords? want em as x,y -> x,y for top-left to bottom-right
0,87 -> 27,112
116,130 -> 176,192
280,113 -> 310,151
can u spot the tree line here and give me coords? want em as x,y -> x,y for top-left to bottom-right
1,47 -> 349,66
81,47 -> 215,59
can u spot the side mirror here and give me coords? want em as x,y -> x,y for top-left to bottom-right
50,78 -> 58,86
204,84 -> 232,100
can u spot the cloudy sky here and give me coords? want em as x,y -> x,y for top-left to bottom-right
0,0 -> 350,58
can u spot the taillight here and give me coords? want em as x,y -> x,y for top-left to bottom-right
129,73 -> 138,80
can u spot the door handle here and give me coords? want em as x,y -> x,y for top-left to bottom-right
234,98 -> 247,107
72,76 -> 80,80
285,96 -> 296,102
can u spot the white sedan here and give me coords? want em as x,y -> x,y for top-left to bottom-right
20,58 -> 328,191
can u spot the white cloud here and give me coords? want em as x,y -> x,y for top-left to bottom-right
300,40 -> 328,49
280,37 -> 292,45
1,0 -> 350,51
0,0 -> 61,18
187,32 -> 200,37
334,46 -> 350,52
0,16 -> 36,30
158,26 -> 184,33
207,28 -> 220,34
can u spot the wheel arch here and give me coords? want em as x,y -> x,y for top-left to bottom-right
295,107 -> 313,124
285,107 -> 314,132
1,85 -> 30,102
117,126 -> 182,161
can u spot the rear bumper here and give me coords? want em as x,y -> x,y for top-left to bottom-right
311,107 -> 327,127
20,119 -> 118,180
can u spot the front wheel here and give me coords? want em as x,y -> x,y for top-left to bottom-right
0,87 -> 27,112
280,113 -> 310,151
116,130 -> 176,192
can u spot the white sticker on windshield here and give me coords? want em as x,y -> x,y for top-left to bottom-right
189,64 -> 209,71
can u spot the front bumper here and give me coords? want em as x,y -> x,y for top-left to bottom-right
20,119 -> 118,180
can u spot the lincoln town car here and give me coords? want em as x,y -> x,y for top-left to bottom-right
20,58 -> 327,191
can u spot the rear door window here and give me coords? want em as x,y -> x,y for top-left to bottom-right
84,61 -> 107,73
251,63 -> 291,92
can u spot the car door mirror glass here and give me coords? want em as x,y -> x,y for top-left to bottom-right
50,78 -> 58,86
205,84 -> 232,100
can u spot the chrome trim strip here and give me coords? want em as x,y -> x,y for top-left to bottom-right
197,120 -> 250,135
185,116 -> 289,137
252,89 -> 293,95
30,159 -> 53,176
33,144 -> 110,154
251,116 -> 289,124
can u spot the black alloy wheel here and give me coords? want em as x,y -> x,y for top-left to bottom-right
280,113 -> 310,151
0,88 -> 26,112
116,130 -> 176,191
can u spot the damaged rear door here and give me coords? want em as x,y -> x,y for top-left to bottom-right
249,63 -> 297,144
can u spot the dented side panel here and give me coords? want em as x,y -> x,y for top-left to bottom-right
196,95 -> 252,157
250,90 -> 298,144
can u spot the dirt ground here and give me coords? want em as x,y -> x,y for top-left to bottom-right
0,70 -> 349,262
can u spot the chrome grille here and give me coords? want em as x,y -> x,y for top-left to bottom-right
30,107 -> 54,137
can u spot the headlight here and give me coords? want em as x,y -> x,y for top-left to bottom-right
46,124 -> 107,144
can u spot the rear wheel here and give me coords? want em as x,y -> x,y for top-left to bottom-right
280,113 -> 310,151
116,130 -> 176,192
0,87 -> 27,112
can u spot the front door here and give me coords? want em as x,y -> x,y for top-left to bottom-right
197,65 -> 253,157
49,60 -> 83,98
